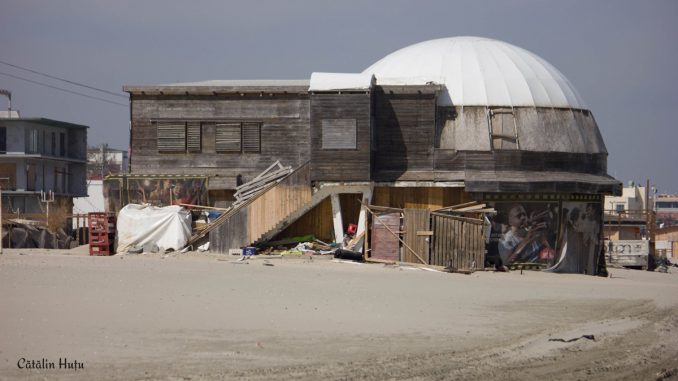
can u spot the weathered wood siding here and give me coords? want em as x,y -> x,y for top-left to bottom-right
372,88 -> 436,180
210,163 -> 312,252
310,93 -> 371,181
130,94 -> 310,189
437,106 -> 607,154
402,208 -> 431,264
431,213 -> 485,270
372,187 -> 470,210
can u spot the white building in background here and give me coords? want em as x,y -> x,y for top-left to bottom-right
87,144 -> 128,180
603,182 -> 652,241
604,182 -> 651,213
73,145 -> 128,219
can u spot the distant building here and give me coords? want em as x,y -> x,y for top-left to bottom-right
603,182 -> 651,240
72,145 -> 128,217
0,111 -> 87,228
87,144 -> 128,180
655,194 -> 678,228
655,225 -> 678,259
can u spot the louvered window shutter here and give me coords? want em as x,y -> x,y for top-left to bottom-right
187,122 -> 202,152
215,123 -> 241,152
322,119 -> 357,149
157,122 -> 186,152
242,122 -> 261,153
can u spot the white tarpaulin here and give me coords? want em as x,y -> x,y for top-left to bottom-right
116,204 -> 192,253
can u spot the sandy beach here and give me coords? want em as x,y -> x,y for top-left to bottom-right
1,248 -> 677,380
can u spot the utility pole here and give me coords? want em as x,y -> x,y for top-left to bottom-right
0,89 -> 11,117
41,190 -> 55,228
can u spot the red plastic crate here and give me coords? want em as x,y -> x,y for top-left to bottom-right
88,212 -> 116,256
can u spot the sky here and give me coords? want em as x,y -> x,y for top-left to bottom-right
1,0 -> 676,192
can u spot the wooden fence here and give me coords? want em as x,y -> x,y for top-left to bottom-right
430,213 -> 485,270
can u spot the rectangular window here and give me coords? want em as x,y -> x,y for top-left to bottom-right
157,122 -> 186,152
321,119 -> 357,150
26,163 -> 36,191
0,126 -> 6,153
242,122 -> 261,153
0,163 -> 16,189
51,132 -> 56,156
59,133 -> 65,157
215,123 -> 241,152
489,108 -> 518,150
186,122 -> 202,152
28,130 -> 39,153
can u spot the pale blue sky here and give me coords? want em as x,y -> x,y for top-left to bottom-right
1,0 -> 676,192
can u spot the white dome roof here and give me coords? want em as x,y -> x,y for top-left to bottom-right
363,36 -> 586,109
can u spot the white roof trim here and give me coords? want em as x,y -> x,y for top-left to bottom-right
309,72 -> 375,91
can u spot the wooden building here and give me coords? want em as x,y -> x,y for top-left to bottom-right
123,37 -> 621,274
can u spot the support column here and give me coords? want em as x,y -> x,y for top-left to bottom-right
356,186 -> 373,237
355,186 -> 373,255
331,193 -> 343,246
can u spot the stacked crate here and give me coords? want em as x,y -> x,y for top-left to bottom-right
88,212 -> 116,256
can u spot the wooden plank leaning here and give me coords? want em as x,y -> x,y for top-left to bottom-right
178,203 -> 230,212
250,160 -> 280,183
234,169 -> 292,196
235,167 -> 291,194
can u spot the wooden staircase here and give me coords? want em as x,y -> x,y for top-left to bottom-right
252,183 -> 372,246
189,161 -> 372,253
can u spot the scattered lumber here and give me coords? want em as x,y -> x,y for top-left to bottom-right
233,161 -> 292,204
177,203 -> 230,212
434,201 -> 496,215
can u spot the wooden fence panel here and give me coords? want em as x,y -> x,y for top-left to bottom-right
402,208 -> 431,264
431,214 -> 485,270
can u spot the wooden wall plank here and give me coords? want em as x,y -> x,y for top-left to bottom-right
402,208 -> 431,264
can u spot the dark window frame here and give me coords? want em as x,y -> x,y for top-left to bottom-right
59,133 -> 66,157
0,126 -> 6,153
